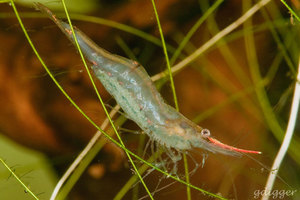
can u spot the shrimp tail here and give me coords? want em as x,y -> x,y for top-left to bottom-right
35,3 -> 81,44
35,3 -> 65,31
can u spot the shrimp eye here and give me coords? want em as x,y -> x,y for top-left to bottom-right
201,129 -> 210,138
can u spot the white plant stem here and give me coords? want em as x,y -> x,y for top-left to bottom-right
152,0 -> 272,81
262,57 -> 300,200
50,105 -> 120,200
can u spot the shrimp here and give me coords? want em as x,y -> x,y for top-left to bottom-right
36,3 -> 261,156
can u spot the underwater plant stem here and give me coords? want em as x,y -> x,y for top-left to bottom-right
50,105 -> 120,200
151,0 -> 272,82
150,0 -> 178,110
114,151 -> 160,200
170,0 -> 223,66
280,0 -> 300,22
150,0 -> 192,198
262,56 -> 300,200
183,152 -> 191,200
58,1 -> 153,199
0,158 -> 39,200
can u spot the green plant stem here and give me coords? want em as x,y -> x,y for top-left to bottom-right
170,0 -> 223,66
183,152 -> 191,200
114,151 -> 161,200
151,0 -> 272,82
0,158 -> 39,200
199,0 -> 252,87
280,0 -> 300,22
131,134 -> 147,200
55,115 -> 127,200
60,1 -> 153,199
261,5 -> 296,75
243,0 -> 285,145
150,0 -> 190,199
150,0 -> 178,110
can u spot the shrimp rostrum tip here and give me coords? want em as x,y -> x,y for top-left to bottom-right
36,3 -> 261,157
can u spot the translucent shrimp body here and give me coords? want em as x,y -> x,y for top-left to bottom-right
37,4 -> 261,156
